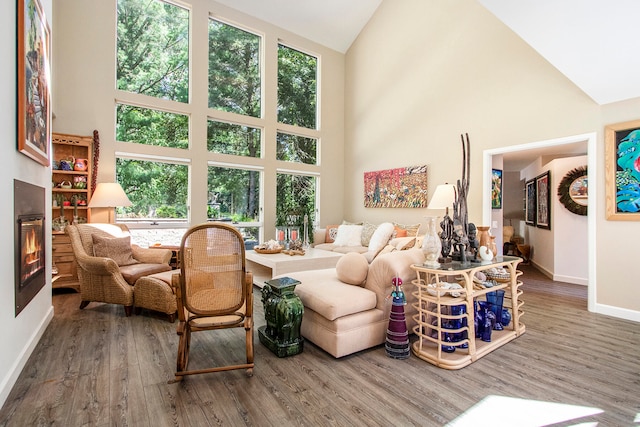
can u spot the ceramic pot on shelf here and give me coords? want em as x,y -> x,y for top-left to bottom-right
477,226 -> 491,249
74,158 -> 89,171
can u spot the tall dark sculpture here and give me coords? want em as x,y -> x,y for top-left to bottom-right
451,133 -> 473,264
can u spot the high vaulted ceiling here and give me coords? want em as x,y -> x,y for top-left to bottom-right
214,0 -> 382,54
216,0 -> 640,106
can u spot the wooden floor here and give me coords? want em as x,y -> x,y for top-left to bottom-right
1,265 -> 639,426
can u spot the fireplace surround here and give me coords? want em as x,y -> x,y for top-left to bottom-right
14,179 -> 46,316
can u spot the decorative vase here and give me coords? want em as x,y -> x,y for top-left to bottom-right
450,304 -> 469,349
501,307 -> 511,327
475,301 -> 495,342
477,226 -> 491,249
489,235 -> 497,258
486,290 -> 505,330
422,216 -> 442,268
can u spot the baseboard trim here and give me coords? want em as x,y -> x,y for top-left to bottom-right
0,305 -> 54,408
552,274 -> 588,286
593,303 -> 640,323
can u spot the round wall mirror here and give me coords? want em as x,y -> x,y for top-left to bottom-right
557,166 -> 587,215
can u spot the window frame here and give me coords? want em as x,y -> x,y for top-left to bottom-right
112,1 -> 328,244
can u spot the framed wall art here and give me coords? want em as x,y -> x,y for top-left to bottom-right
605,119 -> 640,220
491,168 -> 502,209
363,165 -> 428,208
557,166 -> 587,216
535,171 -> 551,230
525,178 -> 536,226
17,0 -> 51,166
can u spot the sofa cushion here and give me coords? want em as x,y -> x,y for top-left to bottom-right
314,242 -> 369,254
329,245 -> 369,254
336,252 -> 368,286
367,222 -> 395,253
92,234 -> 138,266
333,224 -> 363,246
393,222 -> 421,238
360,221 -> 378,246
325,225 -> 339,243
289,269 -> 377,321
393,226 -> 408,238
391,236 -> 417,250
120,263 -> 172,285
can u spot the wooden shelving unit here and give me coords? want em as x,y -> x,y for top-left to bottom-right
51,132 -> 94,290
410,256 -> 525,369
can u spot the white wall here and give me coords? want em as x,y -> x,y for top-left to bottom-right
345,0 -> 640,321
1,0 -> 55,407
552,156 -> 588,285
521,155 -> 589,285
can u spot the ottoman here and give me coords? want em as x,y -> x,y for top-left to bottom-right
134,270 -> 179,322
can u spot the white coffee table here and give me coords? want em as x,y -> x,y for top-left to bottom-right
246,248 -> 343,288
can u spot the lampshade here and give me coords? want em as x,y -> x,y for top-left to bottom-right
88,183 -> 132,208
428,184 -> 456,210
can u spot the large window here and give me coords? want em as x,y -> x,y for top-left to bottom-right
276,132 -> 317,164
117,0 -> 189,102
117,104 -> 189,149
208,165 -> 261,245
207,120 -> 261,157
114,0 -> 324,245
208,19 -> 261,117
277,45 -> 317,129
116,158 -> 189,222
276,173 -> 317,242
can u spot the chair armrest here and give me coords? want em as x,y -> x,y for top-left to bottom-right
132,245 -> 172,264
366,248 -> 425,310
74,252 -> 122,276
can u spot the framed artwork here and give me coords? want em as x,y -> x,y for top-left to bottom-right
557,166 -> 588,216
525,178 -> 536,226
363,165 -> 428,208
491,169 -> 502,209
17,0 -> 51,166
605,119 -> 640,220
536,171 -> 551,230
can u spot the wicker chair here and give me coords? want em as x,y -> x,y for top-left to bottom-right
173,222 -> 254,381
66,223 -> 172,316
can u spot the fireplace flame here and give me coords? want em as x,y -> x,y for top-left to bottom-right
24,228 -> 41,265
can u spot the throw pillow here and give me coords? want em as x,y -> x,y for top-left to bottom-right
360,221 -> 378,246
394,236 -> 417,250
393,222 -> 421,238
335,252 -> 368,286
333,224 -> 364,247
375,244 -> 397,259
367,222 -> 395,253
92,234 -> 138,266
325,224 -> 340,243
393,226 -> 408,238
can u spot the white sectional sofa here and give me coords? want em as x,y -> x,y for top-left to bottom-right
278,248 -> 425,358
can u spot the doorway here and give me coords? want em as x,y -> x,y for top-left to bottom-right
482,132 -> 597,312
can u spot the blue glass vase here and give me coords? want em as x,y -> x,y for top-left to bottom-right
486,290 -> 505,331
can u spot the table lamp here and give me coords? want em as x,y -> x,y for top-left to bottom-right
88,182 -> 132,223
426,183 -> 457,262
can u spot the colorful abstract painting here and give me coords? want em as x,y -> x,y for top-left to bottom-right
605,119 -> 640,220
364,165 -> 428,208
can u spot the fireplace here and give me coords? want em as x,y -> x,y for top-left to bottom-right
14,180 -> 46,316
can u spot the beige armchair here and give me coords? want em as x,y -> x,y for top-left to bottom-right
66,223 -> 172,316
